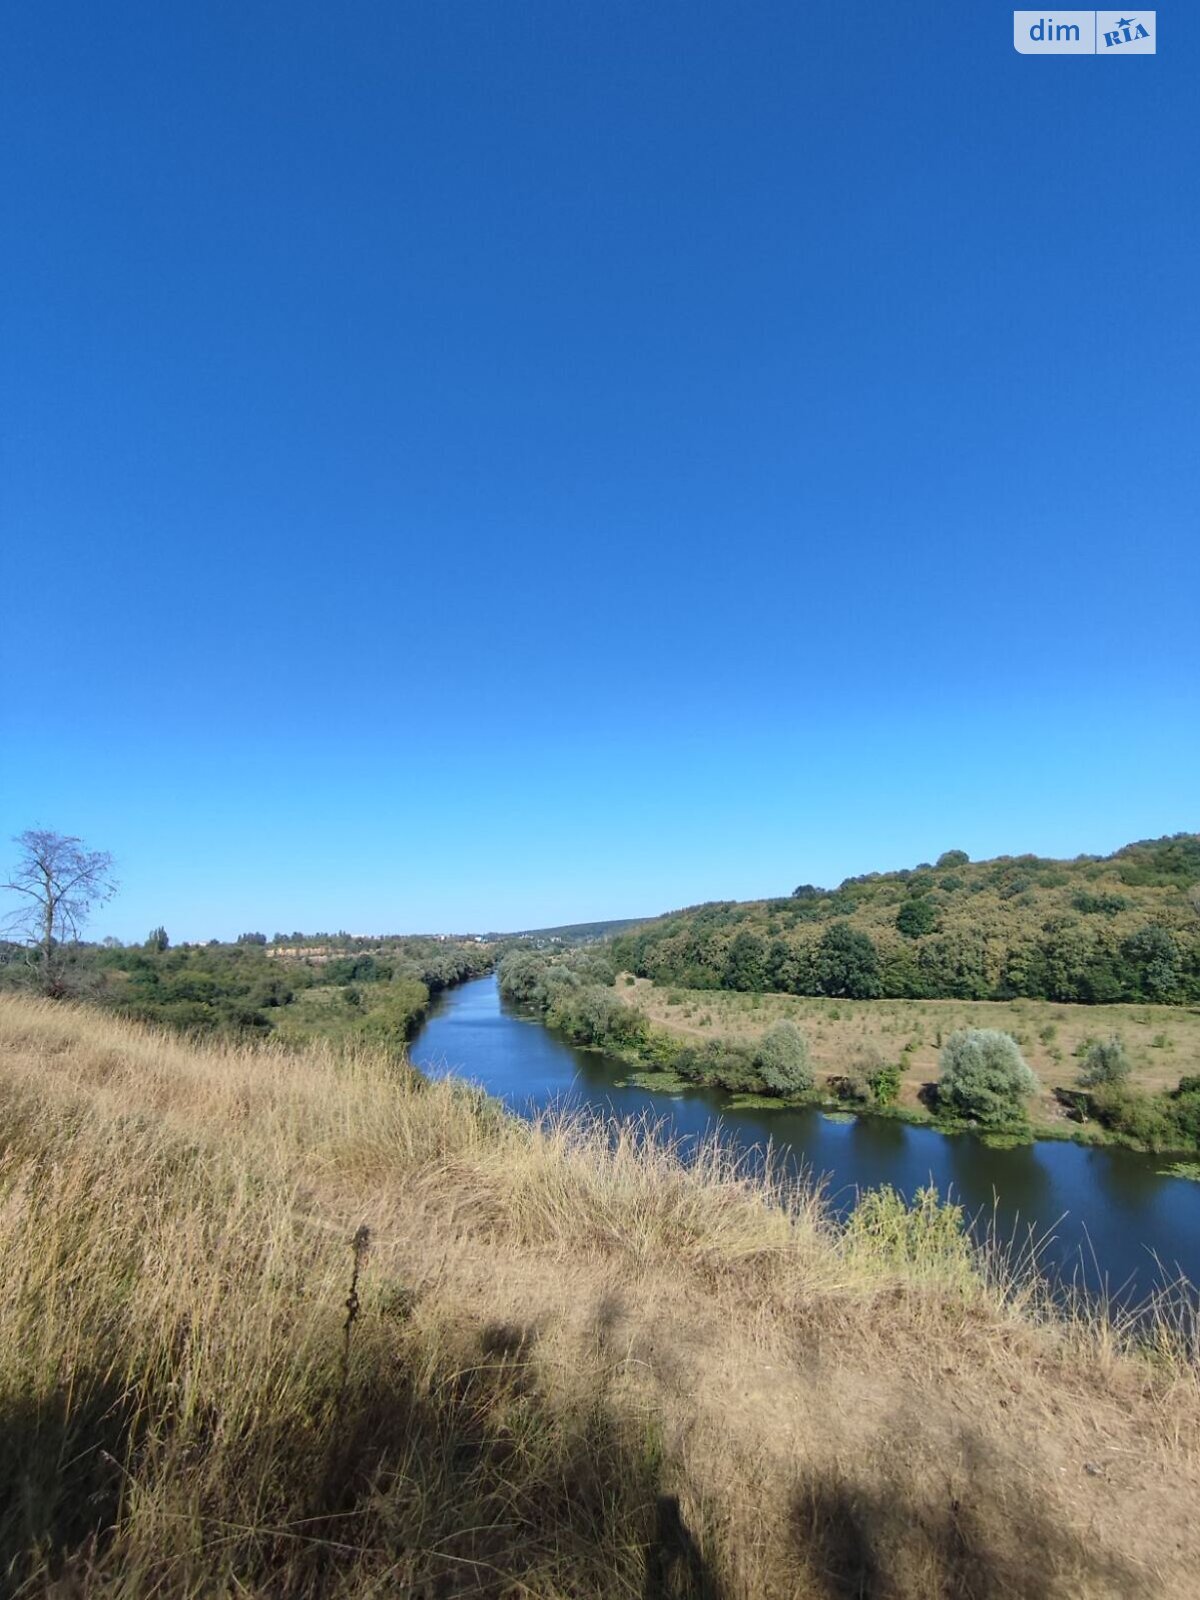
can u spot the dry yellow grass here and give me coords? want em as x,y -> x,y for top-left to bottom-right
2,993 -> 1199,1597
618,975 -> 1200,1118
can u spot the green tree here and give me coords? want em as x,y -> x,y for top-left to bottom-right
938,1029 -> 1038,1127
1030,917 -> 1093,1003
896,897 -> 938,939
146,926 -> 170,953
497,951 -> 549,1005
917,930 -> 991,1000
936,849 -> 970,868
765,938 -> 803,994
1122,924 -> 1181,1001
723,931 -> 767,992
814,923 -> 881,999
753,1020 -> 813,1095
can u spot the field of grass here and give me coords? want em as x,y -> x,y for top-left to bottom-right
617,976 -> 1200,1122
3,994 -> 1200,1595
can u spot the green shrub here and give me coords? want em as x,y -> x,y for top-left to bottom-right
1088,1085 -> 1179,1151
867,1061 -> 903,1108
1169,1078 -> 1200,1144
548,986 -> 648,1050
1078,1036 -> 1131,1088
674,1039 -> 762,1093
937,1029 -> 1038,1127
1072,891 -> 1129,916
828,1072 -> 868,1104
844,1185 -> 973,1282
753,1021 -> 813,1095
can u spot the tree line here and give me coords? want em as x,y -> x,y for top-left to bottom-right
611,837 -> 1200,1006
612,917 -> 1199,1005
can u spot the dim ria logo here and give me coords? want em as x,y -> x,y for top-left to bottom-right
1013,11 -> 1156,52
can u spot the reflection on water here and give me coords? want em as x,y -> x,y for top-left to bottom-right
411,975 -> 1200,1300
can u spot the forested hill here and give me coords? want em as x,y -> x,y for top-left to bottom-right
610,835 -> 1200,1005
493,917 -> 648,946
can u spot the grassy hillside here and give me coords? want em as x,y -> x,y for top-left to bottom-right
612,834 -> 1200,1005
4,996 -> 1199,1595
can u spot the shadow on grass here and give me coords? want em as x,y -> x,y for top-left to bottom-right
0,1376 -> 134,1580
0,1332 -> 1152,1598
789,1425 -> 1152,1600
644,1493 -> 724,1600
0,1313 -> 720,1598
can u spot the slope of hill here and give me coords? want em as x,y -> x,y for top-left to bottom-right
2,994 -> 1199,1596
611,835 -> 1200,1004
495,916 -> 649,945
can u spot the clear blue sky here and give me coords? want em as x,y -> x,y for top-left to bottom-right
2,3 -> 1196,942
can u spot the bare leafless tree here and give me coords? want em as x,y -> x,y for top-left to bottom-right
2,829 -> 117,995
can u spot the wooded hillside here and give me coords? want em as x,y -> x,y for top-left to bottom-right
611,835 -> 1200,1004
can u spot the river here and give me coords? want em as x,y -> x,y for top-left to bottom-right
412,974 -> 1200,1301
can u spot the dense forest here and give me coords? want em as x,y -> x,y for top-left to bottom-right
0,932 -> 494,1045
611,835 -> 1200,1005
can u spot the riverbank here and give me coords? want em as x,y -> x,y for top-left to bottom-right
8,932 -> 496,1048
5,992 -> 1200,1595
267,956 -> 496,1051
612,974 -> 1200,1155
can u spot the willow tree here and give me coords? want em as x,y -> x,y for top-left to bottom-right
2,829 -> 117,995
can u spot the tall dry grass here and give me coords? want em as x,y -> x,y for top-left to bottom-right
1,993 -> 1198,1597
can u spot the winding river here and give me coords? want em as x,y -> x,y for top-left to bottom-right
412,974 -> 1200,1302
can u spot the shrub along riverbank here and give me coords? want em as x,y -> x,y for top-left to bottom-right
3,993 -> 1200,1595
498,951 -> 1200,1155
0,931 -> 495,1047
